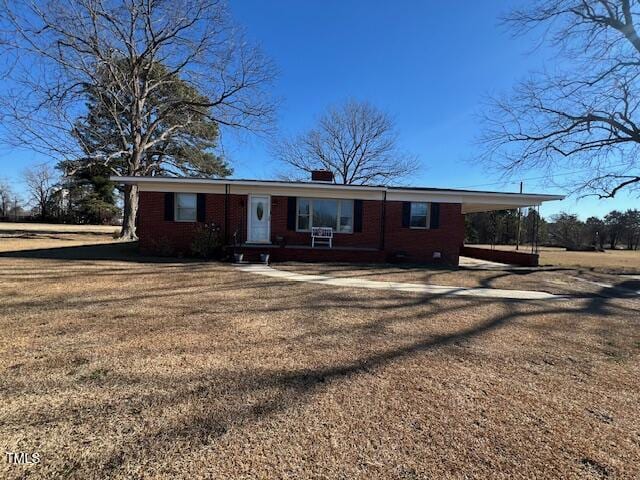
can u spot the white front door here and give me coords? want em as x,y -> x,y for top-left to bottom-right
248,195 -> 270,243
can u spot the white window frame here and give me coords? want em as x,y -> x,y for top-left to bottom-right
409,202 -> 430,229
296,198 -> 311,232
296,198 -> 354,234
337,200 -> 355,233
175,193 -> 197,222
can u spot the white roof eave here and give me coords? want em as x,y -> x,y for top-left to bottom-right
110,176 -> 565,208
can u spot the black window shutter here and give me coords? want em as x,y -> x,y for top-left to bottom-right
402,202 -> 411,227
287,197 -> 297,230
197,193 -> 206,222
353,200 -> 363,232
430,202 -> 440,229
164,193 -> 175,221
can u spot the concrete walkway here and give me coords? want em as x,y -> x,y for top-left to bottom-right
235,264 -> 565,300
458,256 -> 512,269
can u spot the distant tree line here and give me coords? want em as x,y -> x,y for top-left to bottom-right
0,163 -> 121,225
466,209 -> 547,248
0,180 -> 26,220
466,209 -> 640,250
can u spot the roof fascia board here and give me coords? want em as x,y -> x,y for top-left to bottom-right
113,176 -> 384,192
112,176 -> 564,205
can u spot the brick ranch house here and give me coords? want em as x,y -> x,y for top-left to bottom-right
112,171 -> 563,266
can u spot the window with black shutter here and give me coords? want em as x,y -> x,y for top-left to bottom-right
429,202 -> 440,229
401,202 -> 411,227
287,197 -> 297,230
164,193 -> 175,221
196,193 -> 206,222
353,200 -> 363,232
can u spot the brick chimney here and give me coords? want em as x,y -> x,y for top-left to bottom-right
311,170 -> 334,182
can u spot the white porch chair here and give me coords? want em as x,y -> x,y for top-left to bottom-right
311,227 -> 333,248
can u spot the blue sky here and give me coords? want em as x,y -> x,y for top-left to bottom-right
1,0 -> 637,219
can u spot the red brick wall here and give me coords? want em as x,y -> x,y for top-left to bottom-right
460,246 -> 539,267
137,191 -> 464,264
384,202 -> 464,265
269,196 -> 382,249
226,194 -> 248,244
138,191 -> 245,255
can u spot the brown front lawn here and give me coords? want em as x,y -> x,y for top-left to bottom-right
0,226 -> 638,478
277,262 -> 640,297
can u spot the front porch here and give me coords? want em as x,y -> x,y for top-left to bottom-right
233,243 -> 386,264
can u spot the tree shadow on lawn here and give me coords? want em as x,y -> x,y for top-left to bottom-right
0,230 -> 114,240
89,287 -> 635,476
6,239 -> 193,262
613,278 -> 640,292
0,241 -> 181,263
2,243 -> 638,475
5,275 -> 636,477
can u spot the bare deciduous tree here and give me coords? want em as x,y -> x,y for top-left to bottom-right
0,0 -> 276,239
23,163 -> 58,220
0,180 -> 13,218
274,100 -> 418,185
481,0 -> 640,198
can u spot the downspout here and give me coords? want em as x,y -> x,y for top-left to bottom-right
224,184 -> 229,245
531,205 -> 540,253
380,190 -> 387,251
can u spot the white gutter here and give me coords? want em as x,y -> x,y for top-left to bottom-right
388,187 -> 564,202
111,175 -> 386,192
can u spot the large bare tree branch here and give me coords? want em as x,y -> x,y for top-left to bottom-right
0,0 -> 276,238
482,0 -> 640,198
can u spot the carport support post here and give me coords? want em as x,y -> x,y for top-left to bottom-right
380,190 -> 387,251
516,181 -> 523,251
532,205 -> 540,254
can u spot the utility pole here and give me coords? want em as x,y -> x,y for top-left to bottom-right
515,181 -> 523,251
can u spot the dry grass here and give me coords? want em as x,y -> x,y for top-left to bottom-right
0,222 -> 119,252
0,222 -> 118,233
469,244 -> 640,273
1,226 -> 639,479
540,249 -> 640,272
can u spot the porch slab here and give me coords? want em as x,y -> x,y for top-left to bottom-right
233,244 -> 386,263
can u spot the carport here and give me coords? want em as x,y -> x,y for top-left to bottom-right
459,192 -> 564,267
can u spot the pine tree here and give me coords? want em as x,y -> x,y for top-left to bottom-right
70,60 -> 232,236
